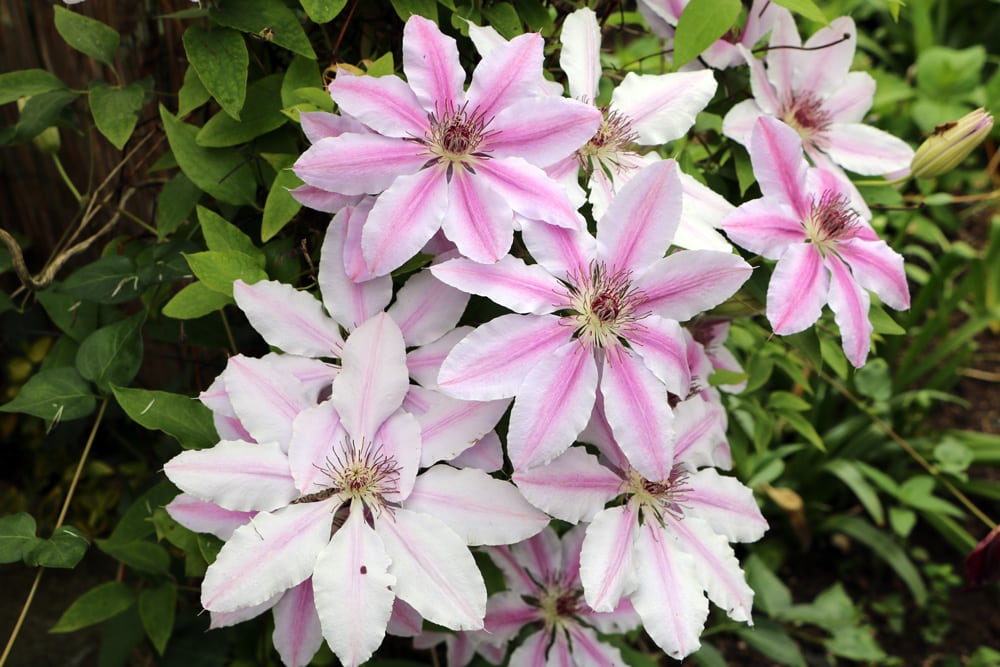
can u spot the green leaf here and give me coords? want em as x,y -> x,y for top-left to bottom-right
159,106 -> 257,206
23,525 -> 89,569
108,482 -> 179,544
2,89 -> 77,145
53,6 -> 120,66
825,626 -> 886,662
197,206 -> 264,262
156,172 -> 201,239
96,538 -> 170,575
778,583 -> 857,632
162,281 -> 233,319
869,303 -> 905,335
211,0 -> 317,59
512,0 -> 553,32
177,66 -> 211,117
781,411 -> 825,451
197,74 -> 287,147
672,0 -> 741,68
280,56 -> 322,107
51,581 -> 137,633
139,583 -> 176,655
262,167 -> 303,241
770,0 -> 826,24
0,367 -> 95,422
0,69 -> 68,106
389,0 -> 437,21
898,476 -> 964,517
481,3 -> 522,39
75,313 -> 144,393
0,513 -> 41,564
744,553 -> 792,615
825,460 -> 885,525
365,52 -> 396,78
112,386 -> 218,450
182,26 -> 248,120
916,46 -> 986,99
889,506 -> 916,538
184,250 -> 268,296
854,358 -> 891,401
299,0 -> 348,23
821,515 -> 927,604
767,391 -> 810,412
89,81 -> 145,150
736,620 -> 806,667
59,255 -> 143,304
37,289 -> 99,342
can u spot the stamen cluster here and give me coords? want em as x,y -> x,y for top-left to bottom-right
805,189 -> 859,248
565,261 -> 648,351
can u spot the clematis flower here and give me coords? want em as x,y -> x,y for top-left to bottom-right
722,12 -> 913,177
554,8 -> 732,250
513,397 -> 767,659
164,314 -> 549,667
432,160 -> 752,472
294,15 -> 601,277
481,525 -> 641,666
721,117 -> 910,367
637,0 -> 782,69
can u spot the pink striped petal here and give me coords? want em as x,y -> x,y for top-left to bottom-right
824,72 -> 876,123
509,629 -> 549,667
600,352 -> 675,482
676,170 -> 736,251
566,625 -> 627,666
466,32 -> 544,120
636,250 -> 753,321
405,465 -> 549,545
234,279 -> 344,357
668,516 -> 755,623
612,70 -> 717,145
287,402 -> 346,494
441,167 -> 513,264
451,430 -> 503,472
559,524 -> 587,589
836,238 -> 909,310
314,503 -> 396,667
580,505 -> 638,612
763,10 -> 800,99
406,326 -> 470,390
319,211 -> 392,330
796,17 -> 856,97
673,398 -> 729,470
210,594 -> 278,628
513,447 -> 623,524
560,8 -> 601,101
403,386 -> 508,467
289,184 -> 360,213
475,157 -> 583,230
749,117 -> 811,217
299,111 -> 367,143
438,314 -> 569,400
402,16 -> 464,111
686,468 -> 769,543
165,494 -> 253,541
224,355 -> 314,451
202,501 -> 335,612
722,198 -> 805,259
631,519 -> 708,659
508,342 -> 599,470
579,392 -> 630,472
430,256 -> 564,315
629,316 -> 690,397
490,97 -> 601,168
721,98 -> 765,147
388,270 -> 469,347
375,508 -> 486,630
485,546 -> 540,596
741,44 -> 779,115
767,243 -> 829,335
331,313 -> 409,441
825,122 -> 915,175
273,580 -> 324,667
363,167 -> 449,278
386,598 -> 423,638
484,592 -> 539,641
519,219 -> 595,280
293,134 -> 426,195
328,73 -> 429,137
596,160 -> 683,273
164,440 -> 297,512
827,253 -> 872,367
510,526 -> 563,585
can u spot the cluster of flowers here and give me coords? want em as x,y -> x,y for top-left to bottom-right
162,6 -> 913,666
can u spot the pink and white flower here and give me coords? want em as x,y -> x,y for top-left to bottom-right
432,160 -> 752,472
293,15 -> 601,277
722,117 -> 910,367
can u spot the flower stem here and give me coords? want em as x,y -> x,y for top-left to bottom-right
0,397 -> 109,667
51,154 -> 83,203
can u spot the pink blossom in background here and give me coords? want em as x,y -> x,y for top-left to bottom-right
722,117 -> 910,367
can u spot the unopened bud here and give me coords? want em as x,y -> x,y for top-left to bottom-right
17,97 -> 61,154
911,108 -> 993,179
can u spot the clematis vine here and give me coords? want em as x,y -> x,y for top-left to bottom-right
721,117 -> 910,367
293,15 -> 601,277
432,160 -> 752,472
722,12 -> 913,178
513,396 -> 767,659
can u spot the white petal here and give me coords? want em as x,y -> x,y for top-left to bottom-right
234,280 -> 344,357
560,8 -> 602,101
388,270 -> 470,347
272,581 -> 324,667
513,447 -> 622,524
580,505 -> 638,612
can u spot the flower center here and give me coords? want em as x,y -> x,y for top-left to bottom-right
295,439 -> 400,517
565,261 -> 648,351
805,189 -> 859,249
780,92 -> 832,146
577,107 -> 639,177
626,465 -> 690,523
419,102 -> 495,178
535,584 -> 583,632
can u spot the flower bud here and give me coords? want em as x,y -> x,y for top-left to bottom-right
911,108 -> 993,179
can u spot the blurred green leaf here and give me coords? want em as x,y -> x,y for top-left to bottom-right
112,386 -> 218,450
140,583 -> 176,655
211,0 -> 317,58
197,206 -> 264,262
53,6 -> 120,66
162,281 -> 233,319
0,513 -> 41,564
108,482 -> 179,544
825,626 -> 887,662
183,26 -> 248,120
481,3 -> 522,39
0,366 -> 96,422
389,0 -> 437,21
736,620 -> 806,667
512,0 -> 553,32
177,66 -> 211,117
672,0 -> 740,68
889,506 -> 916,538
854,358 -> 891,402
59,255 -> 144,305
89,81 -> 145,150
280,56 -> 321,107
916,46 -> 986,99
262,164 -> 303,241
778,583 -> 857,632
37,289 -> 99,342
184,251 -> 268,296
0,69 -> 68,106
96,538 -> 170,575
2,89 -> 77,145
299,0 -> 348,23
23,525 -> 89,569
51,581 -> 136,633
771,0 -> 826,23
744,553 -> 792,615
825,460 -> 885,525
76,313 -> 144,393
157,172 -> 201,239
197,74 -> 286,147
